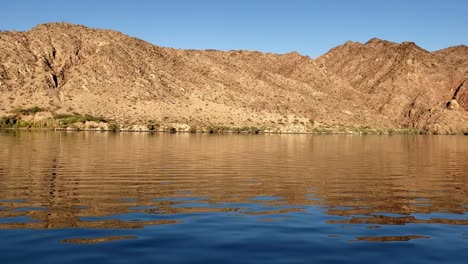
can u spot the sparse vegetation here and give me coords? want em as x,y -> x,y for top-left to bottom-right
394,128 -> 420,135
311,127 -> 333,134
146,120 -> 159,131
189,126 -> 198,133
108,123 -> 119,132
239,126 -> 262,134
207,125 -> 231,133
54,114 -> 107,126
0,112 -> 462,135
204,125 -> 263,134
0,116 -> 30,128
11,106 -> 45,115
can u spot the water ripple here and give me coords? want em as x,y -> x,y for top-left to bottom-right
0,132 -> 467,263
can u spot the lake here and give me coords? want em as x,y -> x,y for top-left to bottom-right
0,131 -> 467,263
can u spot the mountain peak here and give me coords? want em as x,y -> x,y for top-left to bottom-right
283,51 -> 308,59
364,38 -> 396,46
366,37 -> 384,44
31,22 -> 86,31
399,41 -> 429,53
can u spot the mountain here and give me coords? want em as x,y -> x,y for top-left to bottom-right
0,23 -> 467,134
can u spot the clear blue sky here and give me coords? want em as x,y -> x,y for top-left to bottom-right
2,0 -> 467,58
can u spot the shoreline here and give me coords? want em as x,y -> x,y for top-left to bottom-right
1,127 -> 467,136
1,110 -> 467,135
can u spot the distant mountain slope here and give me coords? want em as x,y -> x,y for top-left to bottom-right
317,38 -> 467,132
0,23 -> 467,133
434,45 -> 468,110
435,45 -> 468,75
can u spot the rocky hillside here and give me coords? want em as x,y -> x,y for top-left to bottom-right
0,23 -> 467,134
434,45 -> 468,110
316,38 -> 467,133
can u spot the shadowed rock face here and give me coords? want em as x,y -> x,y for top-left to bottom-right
0,23 -> 467,133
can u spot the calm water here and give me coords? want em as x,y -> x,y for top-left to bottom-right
0,131 -> 467,263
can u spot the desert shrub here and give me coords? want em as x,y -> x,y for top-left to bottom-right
83,114 -> 106,123
189,126 -> 197,133
54,113 -> 107,126
108,123 -> 119,132
54,113 -> 75,119
11,106 -> 44,115
398,128 -> 419,135
419,129 -> 429,135
239,126 -> 261,134
208,125 -> 231,133
147,120 -> 159,131
0,116 -> 31,128
0,116 -> 19,127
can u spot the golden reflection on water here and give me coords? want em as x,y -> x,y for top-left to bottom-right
0,131 -> 467,231
61,236 -> 138,244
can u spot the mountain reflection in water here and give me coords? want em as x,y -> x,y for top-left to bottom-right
0,131 -> 467,262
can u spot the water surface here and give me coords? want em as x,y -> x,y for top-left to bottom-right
0,131 -> 467,263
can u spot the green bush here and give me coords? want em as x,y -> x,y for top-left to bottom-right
0,116 -> 31,128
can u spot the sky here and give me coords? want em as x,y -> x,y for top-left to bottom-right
2,0 -> 467,58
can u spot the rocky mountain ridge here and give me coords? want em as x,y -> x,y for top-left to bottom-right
1,23 -> 467,134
